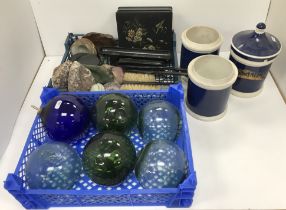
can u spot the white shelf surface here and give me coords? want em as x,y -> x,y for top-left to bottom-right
0,56 -> 286,209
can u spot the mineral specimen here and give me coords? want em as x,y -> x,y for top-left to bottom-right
70,53 -> 100,66
51,61 -> 73,89
103,82 -> 121,90
90,83 -> 105,91
111,66 -> 124,84
85,64 -> 114,84
70,38 -> 97,55
83,32 -> 116,51
68,61 -> 95,91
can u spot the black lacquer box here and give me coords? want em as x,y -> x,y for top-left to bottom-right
116,7 -> 173,51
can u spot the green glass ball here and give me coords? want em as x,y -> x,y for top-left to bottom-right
91,93 -> 137,133
82,132 -> 136,186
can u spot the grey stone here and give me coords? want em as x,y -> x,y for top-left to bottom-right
84,64 -> 114,84
70,53 -> 100,66
70,38 -> 97,55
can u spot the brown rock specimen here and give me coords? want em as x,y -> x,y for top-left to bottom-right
83,32 -> 116,51
51,61 -> 73,89
68,61 -> 95,91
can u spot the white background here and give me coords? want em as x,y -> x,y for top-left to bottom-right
29,0 -> 270,55
267,0 -> 286,101
0,0 -> 44,157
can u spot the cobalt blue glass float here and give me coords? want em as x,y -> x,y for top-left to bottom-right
135,140 -> 187,189
139,100 -> 180,143
40,94 -> 90,142
82,132 -> 136,186
230,22 -> 282,97
180,26 -> 223,69
91,93 -> 137,133
186,55 -> 238,121
25,142 -> 82,189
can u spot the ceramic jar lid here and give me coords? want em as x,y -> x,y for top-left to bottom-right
231,22 -> 281,59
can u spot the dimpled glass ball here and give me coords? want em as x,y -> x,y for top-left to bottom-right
25,142 -> 82,189
83,132 -> 136,186
91,93 -> 137,133
135,140 -> 187,189
40,95 -> 89,142
139,100 -> 180,143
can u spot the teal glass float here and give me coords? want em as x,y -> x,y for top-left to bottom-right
139,100 -> 180,143
83,132 -> 136,186
25,142 -> 82,189
91,93 -> 137,133
135,140 -> 187,189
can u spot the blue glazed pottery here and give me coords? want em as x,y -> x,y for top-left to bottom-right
25,142 -> 82,189
138,100 -> 180,143
40,95 -> 90,142
186,55 -> 238,121
180,26 -> 223,69
135,140 -> 187,189
230,22 -> 282,97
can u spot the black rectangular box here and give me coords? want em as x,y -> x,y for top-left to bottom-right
116,7 -> 173,51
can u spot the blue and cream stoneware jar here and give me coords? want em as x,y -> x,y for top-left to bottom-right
230,22 -> 282,97
180,26 -> 223,69
186,55 -> 238,121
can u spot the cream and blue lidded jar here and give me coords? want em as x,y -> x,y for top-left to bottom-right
230,22 -> 282,97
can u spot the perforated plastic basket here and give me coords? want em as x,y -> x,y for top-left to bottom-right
4,83 -> 197,209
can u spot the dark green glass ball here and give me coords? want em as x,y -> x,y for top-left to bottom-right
91,93 -> 137,132
82,132 -> 136,186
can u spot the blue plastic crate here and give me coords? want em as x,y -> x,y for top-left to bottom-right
4,83 -> 197,209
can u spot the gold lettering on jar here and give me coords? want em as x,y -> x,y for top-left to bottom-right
238,69 -> 267,81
